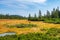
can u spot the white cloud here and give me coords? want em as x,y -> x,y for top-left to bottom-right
16,0 -> 46,3
0,0 -> 47,8
0,0 -> 47,14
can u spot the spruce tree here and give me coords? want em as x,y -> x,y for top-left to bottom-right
38,10 -> 42,20
56,7 -> 59,18
28,13 -> 31,20
46,10 -> 50,18
34,13 -> 37,21
51,8 -> 56,18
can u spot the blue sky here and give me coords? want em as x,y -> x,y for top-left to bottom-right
0,0 -> 60,17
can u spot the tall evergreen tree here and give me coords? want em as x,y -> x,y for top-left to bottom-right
55,7 -> 59,18
34,13 -> 37,18
38,10 -> 42,19
51,8 -> 56,18
57,7 -> 60,18
58,7 -> 60,18
44,14 -> 46,18
28,13 -> 31,20
33,13 -> 37,21
46,10 -> 50,18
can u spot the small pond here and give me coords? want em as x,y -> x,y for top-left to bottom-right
0,32 -> 16,37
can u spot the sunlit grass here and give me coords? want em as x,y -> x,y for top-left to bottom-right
0,19 -> 60,34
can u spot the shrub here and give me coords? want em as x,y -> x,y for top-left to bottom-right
46,28 -> 60,37
6,24 -> 37,28
0,28 -> 60,40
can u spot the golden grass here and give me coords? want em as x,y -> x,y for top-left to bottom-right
0,19 -> 60,34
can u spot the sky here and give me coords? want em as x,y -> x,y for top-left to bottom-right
0,0 -> 60,17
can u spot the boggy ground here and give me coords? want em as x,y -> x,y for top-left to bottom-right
0,19 -> 60,34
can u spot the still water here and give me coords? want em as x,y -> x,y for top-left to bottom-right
0,32 -> 16,36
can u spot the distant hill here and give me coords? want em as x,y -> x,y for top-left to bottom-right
0,14 -> 27,19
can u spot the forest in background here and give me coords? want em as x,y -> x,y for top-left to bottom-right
0,7 -> 60,24
28,7 -> 60,24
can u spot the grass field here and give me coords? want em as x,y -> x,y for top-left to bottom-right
0,19 -> 60,34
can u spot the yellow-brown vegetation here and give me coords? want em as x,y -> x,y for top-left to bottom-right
0,19 -> 60,34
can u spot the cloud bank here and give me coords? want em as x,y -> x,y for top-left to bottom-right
0,0 -> 47,16
16,0 -> 46,3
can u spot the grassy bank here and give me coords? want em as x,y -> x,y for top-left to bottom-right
0,28 -> 60,40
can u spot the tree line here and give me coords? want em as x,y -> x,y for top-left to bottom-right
28,7 -> 60,20
0,14 -> 26,19
0,7 -> 60,23
0,7 -> 60,20
28,7 -> 60,24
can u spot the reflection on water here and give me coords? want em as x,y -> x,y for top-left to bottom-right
0,32 -> 16,36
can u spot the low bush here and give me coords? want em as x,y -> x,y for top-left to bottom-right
44,18 -> 60,24
6,23 -> 37,28
46,28 -> 60,36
